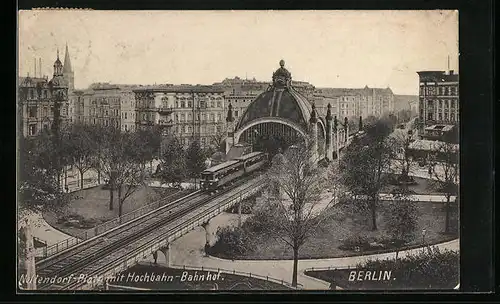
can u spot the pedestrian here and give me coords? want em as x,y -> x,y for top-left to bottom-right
65,185 -> 69,193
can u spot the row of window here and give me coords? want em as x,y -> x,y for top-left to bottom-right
420,85 -> 458,96
422,99 -> 458,109
174,124 -> 223,134
420,110 -> 458,122
121,112 -> 135,120
88,108 -> 120,117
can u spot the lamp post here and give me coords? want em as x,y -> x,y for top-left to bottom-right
421,228 -> 426,244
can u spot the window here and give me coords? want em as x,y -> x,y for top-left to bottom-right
188,114 -> 192,121
216,125 -> 222,133
188,99 -> 192,108
201,114 -> 205,121
235,110 -> 239,117
427,112 -> 433,120
217,114 -> 221,122
28,124 -> 36,136
105,110 -> 109,116
125,125 -> 128,131
105,120 -> 108,127
438,112 -> 442,120
125,112 -> 128,119
181,114 -> 185,121
184,125 -> 189,133
28,106 -> 37,118
217,101 -> 221,108
188,126 -> 192,133
175,100 -> 179,108
93,118 -> 96,124
211,114 -> 215,122
143,113 -> 147,120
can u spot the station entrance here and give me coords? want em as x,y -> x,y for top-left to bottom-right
239,122 -> 305,156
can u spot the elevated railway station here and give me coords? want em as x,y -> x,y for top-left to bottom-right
224,60 -> 357,162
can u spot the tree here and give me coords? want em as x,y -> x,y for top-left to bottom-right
389,129 -> 416,183
428,141 -> 459,234
186,140 -> 208,186
255,144 -> 337,287
210,129 -> 226,152
158,135 -> 187,187
136,126 -> 162,171
386,189 -> 419,259
18,135 -> 69,215
341,120 -> 395,230
65,123 -> 99,189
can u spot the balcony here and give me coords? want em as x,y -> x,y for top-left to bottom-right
157,106 -> 174,114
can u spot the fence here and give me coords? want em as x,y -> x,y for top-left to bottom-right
81,178 -> 266,290
173,264 -> 303,289
41,190 -> 199,259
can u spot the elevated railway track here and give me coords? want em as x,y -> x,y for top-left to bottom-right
35,174 -> 265,290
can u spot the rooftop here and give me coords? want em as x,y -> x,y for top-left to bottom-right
133,84 -> 224,93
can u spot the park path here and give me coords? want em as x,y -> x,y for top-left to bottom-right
148,212 -> 459,289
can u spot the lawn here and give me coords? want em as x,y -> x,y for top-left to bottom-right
43,185 -> 181,238
210,200 -> 458,260
106,264 -> 292,290
382,174 -> 445,195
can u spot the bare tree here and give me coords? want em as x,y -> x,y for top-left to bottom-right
389,129 -> 416,184
254,144 -> 338,287
386,189 -> 419,259
98,128 -> 144,213
341,120 -> 395,231
428,141 -> 459,234
115,132 -> 147,223
65,123 -> 99,189
209,129 -> 226,152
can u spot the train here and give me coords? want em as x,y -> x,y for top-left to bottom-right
200,151 -> 269,192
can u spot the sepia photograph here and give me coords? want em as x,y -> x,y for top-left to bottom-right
17,10 -> 460,291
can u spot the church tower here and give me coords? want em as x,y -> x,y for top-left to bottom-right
63,44 -> 74,92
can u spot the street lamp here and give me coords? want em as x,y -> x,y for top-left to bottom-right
421,228 -> 426,244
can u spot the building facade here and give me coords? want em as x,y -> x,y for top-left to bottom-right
313,86 -> 395,121
18,50 -> 70,137
417,70 -> 459,137
74,83 -> 138,132
133,85 -> 226,148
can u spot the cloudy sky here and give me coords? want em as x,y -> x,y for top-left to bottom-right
18,10 -> 458,95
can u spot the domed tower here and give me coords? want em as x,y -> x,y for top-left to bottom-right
48,49 -> 69,134
233,60 -> 326,158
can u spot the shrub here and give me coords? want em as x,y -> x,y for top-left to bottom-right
207,226 -> 253,258
356,247 -> 459,288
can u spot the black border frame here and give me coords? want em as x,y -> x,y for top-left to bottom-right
8,0 -> 496,302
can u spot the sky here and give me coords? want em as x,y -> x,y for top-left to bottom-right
18,10 -> 458,95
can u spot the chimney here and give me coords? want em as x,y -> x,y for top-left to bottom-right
34,58 -> 37,78
39,58 -> 42,78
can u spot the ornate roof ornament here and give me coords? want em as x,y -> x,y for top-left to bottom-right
326,103 -> 333,121
309,103 -> 318,124
272,59 -> 292,88
226,102 -> 234,123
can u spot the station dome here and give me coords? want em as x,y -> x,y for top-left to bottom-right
235,60 -> 314,130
